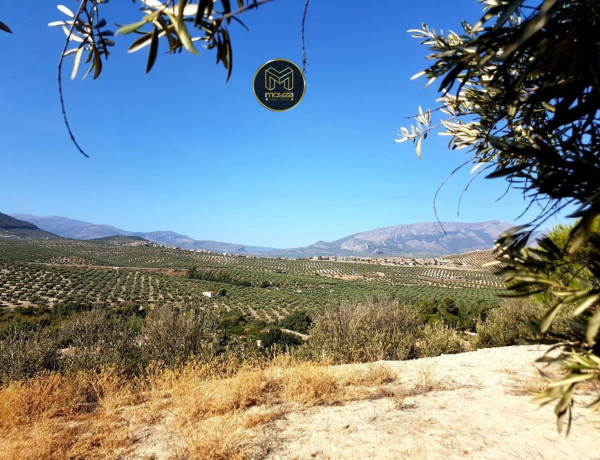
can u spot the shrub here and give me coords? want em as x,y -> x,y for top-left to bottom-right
58,309 -> 141,374
476,299 -> 545,348
219,312 -> 248,335
257,328 -> 302,350
419,298 -> 461,328
0,328 -> 60,382
301,300 -> 423,363
416,322 -> 465,358
279,310 -> 311,334
141,302 -> 222,366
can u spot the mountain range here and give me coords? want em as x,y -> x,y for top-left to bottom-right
281,220 -> 514,257
0,213 -> 61,240
10,214 -> 272,254
8,214 -> 518,257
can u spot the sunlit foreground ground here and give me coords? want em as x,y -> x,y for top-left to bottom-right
1,345 -> 599,459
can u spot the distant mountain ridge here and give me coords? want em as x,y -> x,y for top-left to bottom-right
11,214 -> 517,257
326,221 -> 511,255
11,214 -> 275,254
0,213 -> 60,239
271,220 -> 514,257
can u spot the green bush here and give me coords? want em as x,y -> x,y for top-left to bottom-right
257,327 -> 302,349
476,299 -> 545,348
300,300 -> 423,363
417,297 -> 490,330
141,302 -> 222,365
279,310 -> 311,334
0,328 -> 60,382
416,322 -> 465,358
419,297 -> 461,327
58,309 -> 141,374
219,312 -> 248,335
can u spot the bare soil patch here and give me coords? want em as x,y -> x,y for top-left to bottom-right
250,345 -> 600,460
3,345 -> 599,459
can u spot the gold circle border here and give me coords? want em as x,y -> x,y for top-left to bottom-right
252,58 -> 306,112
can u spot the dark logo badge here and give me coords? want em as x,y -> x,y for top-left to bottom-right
253,59 -> 305,112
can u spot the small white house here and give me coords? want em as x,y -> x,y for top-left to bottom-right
202,291 -> 217,298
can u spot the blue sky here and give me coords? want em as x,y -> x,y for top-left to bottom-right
0,1 -> 568,247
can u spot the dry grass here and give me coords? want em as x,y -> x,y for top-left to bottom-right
276,363 -> 339,405
243,407 -> 288,429
10,355 -> 593,459
144,358 -> 394,458
0,358 -> 455,459
177,414 -> 248,460
577,377 -> 600,394
348,363 -> 397,386
390,364 -> 456,409
509,376 -> 549,396
411,365 -> 455,394
0,368 -> 139,459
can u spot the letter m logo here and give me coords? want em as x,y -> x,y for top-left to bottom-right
265,67 -> 294,91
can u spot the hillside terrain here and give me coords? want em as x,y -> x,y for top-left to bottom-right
88,235 -> 152,245
12,214 -> 516,257
11,214 -> 270,253
0,212 -> 60,239
0,238 -> 503,322
0,221 -> 595,460
251,346 -> 599,460
2,345 -> 598,459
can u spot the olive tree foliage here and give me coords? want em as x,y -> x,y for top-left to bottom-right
0,21 -> 11,34
397,0 -> 600,432
1,0 -> 265,156
46,0 -> 265,80
4,0 -> 264,77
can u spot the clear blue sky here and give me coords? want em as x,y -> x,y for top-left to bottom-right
0,1 -> 568,248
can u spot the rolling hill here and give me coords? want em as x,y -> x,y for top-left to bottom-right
0,213 -> 60,239
11,214 -> 275,253
12,214 -> 517,257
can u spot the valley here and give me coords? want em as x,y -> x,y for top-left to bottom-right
0,237 -> 503,326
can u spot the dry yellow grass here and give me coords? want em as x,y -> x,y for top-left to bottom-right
0,368 -> 139,460
387,363 -> 456,409
243,407 -> 288,429
176,414 -> 249,460
0,357 -> 456,460
4,349 -> 591,459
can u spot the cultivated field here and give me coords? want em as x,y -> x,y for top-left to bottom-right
0,239 -> 504,322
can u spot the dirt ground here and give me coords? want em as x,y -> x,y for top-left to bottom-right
246,345 -> 600,460
119,345 -> 600,460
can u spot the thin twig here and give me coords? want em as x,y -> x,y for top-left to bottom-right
495,181 -> 512,202
433,159 -> 472,234
58,0 -> 90,158
301,0 -> 310,74
456,165 -> 491,216
403,106 -> 447,119
219,0 -> 272,21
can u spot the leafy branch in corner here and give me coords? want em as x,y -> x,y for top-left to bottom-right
397,0 -> 600,433
48,0 -> 266,157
